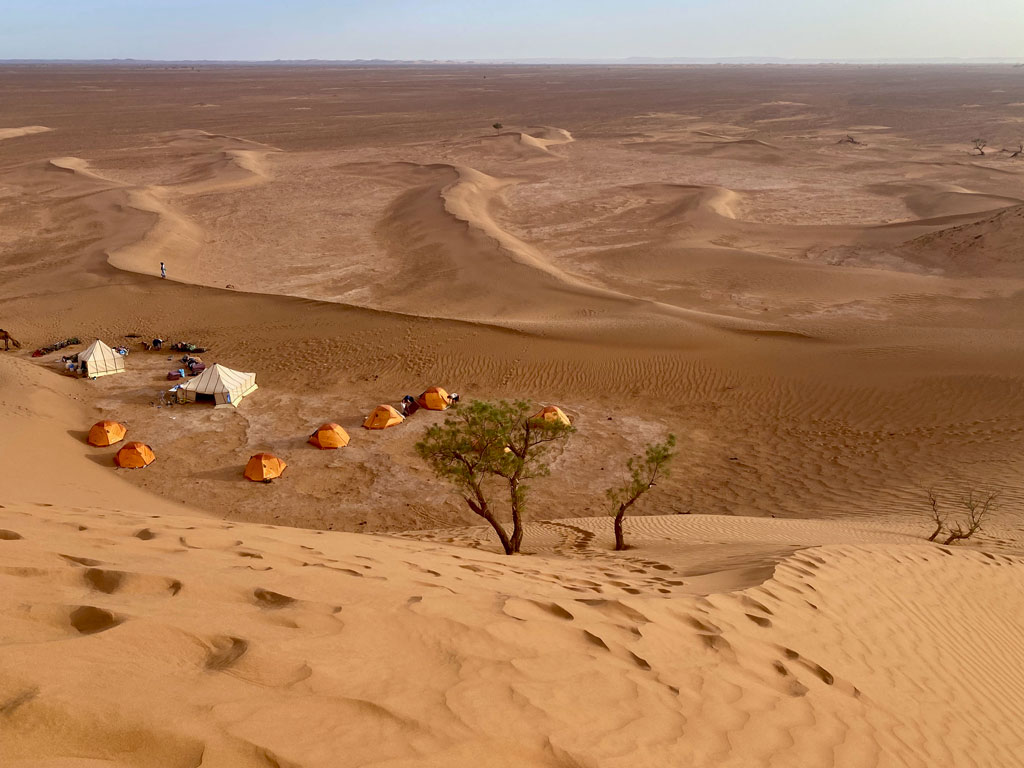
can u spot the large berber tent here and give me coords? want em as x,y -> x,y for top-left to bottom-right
79,340 -> 125,378
177,363 -> 258,408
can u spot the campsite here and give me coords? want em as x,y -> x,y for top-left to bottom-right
23,325 -> 695,536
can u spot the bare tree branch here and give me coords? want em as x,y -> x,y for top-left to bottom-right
942,490 -> 998,545
925,488 -> 948,542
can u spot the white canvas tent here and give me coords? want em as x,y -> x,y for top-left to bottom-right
176,363 -> 257,408
79,340 -> 125,378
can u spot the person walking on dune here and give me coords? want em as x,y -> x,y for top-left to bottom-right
160,261 -> 166,279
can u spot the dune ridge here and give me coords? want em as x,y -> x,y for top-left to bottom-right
0,125 -> 51,141
3,500 -> 1023,768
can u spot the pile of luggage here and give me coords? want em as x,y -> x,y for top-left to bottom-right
31,337 -> 81,357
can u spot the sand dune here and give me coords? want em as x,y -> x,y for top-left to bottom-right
0,356 -> 188,514
479,126 -> 574,159
899,204 -> 1024,277
691,138 -> 785,163
3,501 -> 1023,767
865,181 -> 1023,218
0,125 -> 51,141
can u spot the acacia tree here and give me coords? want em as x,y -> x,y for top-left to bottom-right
416,400 -> 573,554
492,401 -> 575,553
606,435 -> 677,551
972,138 -> 988,156
416,401 -> 514,553
492,122 -> 503,133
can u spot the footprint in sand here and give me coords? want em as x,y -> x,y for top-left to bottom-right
69,605 -> 122,635
83,568 -> 123,594
781,647 -> 836,686
253,588 -> 295,609
60,554 -> 103,566
81,567 -> 182,596
0,529 -> 23,540
205,636 -> 249,671
582,630 -> 610,650
0,687 -> 39,716
629,651 -> 652,671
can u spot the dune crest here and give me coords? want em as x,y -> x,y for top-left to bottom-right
0,125 -> 51,141
441,165 -> 586,283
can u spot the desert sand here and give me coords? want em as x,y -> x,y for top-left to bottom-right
2,64 -> 1024,766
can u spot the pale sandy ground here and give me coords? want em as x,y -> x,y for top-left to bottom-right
2,366 -> 1024,766
3,65 -> 1024,765
3,359 -> 1024,767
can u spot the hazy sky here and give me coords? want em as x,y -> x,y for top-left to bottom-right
4,0 -> 1024,61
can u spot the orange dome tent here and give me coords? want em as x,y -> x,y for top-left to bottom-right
309,423 -> 350,449
87,420 -> 127,447
417,386 -> 452,411
531,405 -> 571,426
363,404 -> 404,430
114,442 -> 155,468
244,453 -> 287,482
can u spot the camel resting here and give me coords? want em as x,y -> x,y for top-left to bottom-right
0,330 -> 21,351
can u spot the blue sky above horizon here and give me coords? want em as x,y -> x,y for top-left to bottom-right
3,0 -> 1023,61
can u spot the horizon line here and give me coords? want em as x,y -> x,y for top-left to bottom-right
3,56 -> 1024,66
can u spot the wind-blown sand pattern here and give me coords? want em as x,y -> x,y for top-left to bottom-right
0,125 -> 51,141
2,64 -> 1024,766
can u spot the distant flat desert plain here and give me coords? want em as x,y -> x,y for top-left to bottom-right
1,64 -> 1024,767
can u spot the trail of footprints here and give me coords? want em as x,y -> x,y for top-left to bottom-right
6,505 -> 1024,767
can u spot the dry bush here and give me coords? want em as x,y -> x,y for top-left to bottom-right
923,488 -> 998,545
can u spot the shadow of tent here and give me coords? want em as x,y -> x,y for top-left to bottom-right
192,465 -> 255,484
83,452 -> 116,467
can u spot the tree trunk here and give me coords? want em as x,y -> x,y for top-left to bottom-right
466,497 -> 514,555
614,508 -> 626,551
509,478 -> 524,553
943,529 -> 966,546
927,522 -> 943,542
